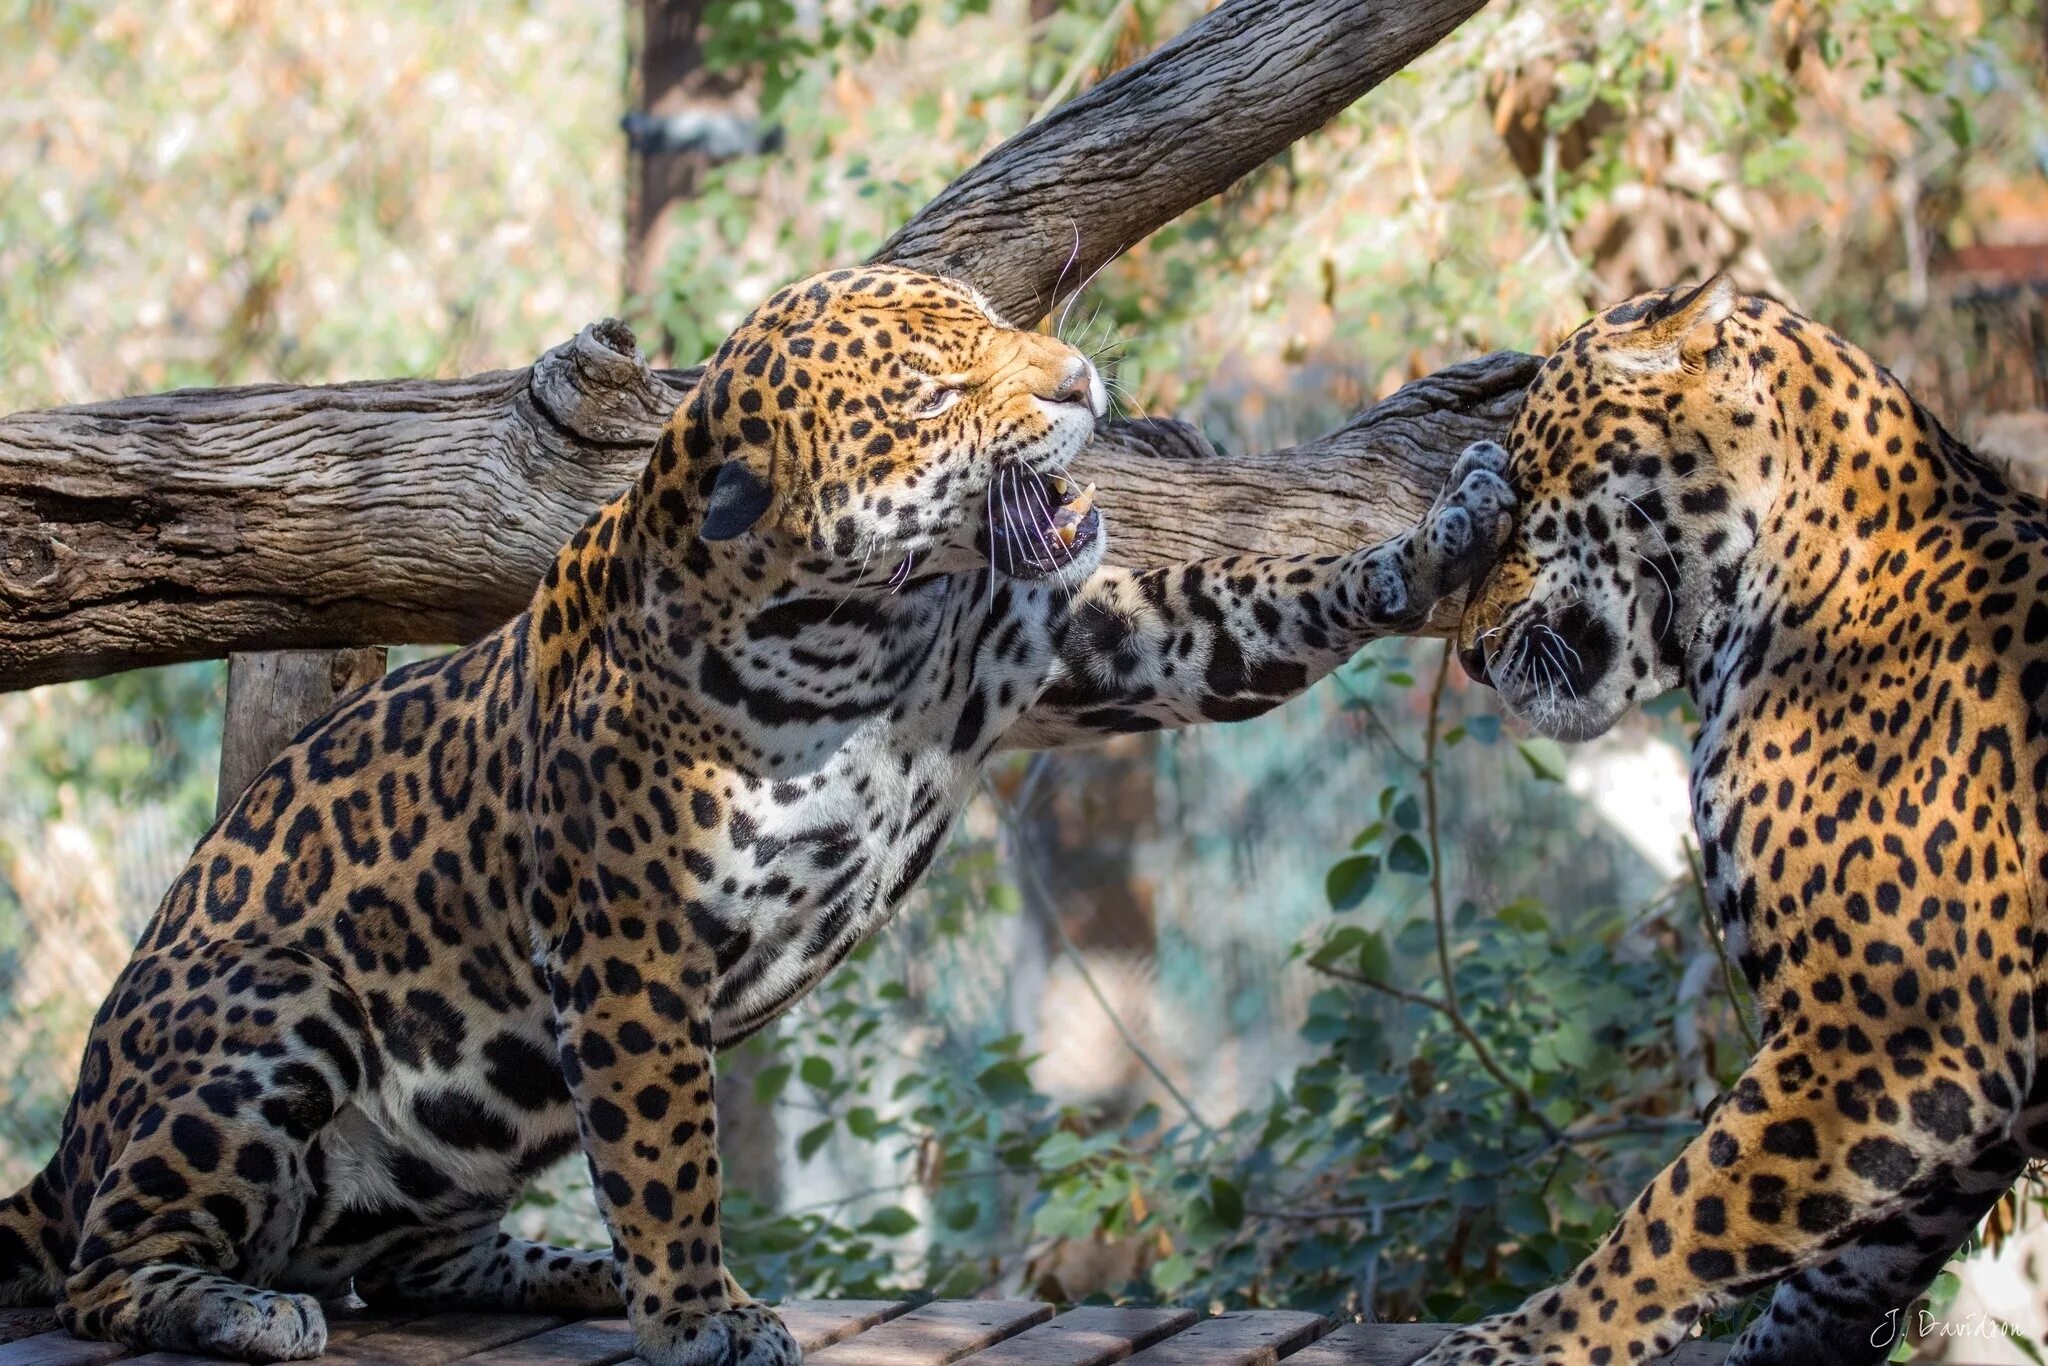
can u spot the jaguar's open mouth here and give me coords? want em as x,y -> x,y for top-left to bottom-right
981,459 -> 1101,579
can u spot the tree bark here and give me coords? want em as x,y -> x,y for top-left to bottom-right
0,0 -> 1518,694
624,0 -> 771,362
215,648 -> 388,818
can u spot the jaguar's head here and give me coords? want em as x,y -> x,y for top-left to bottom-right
656,264 -> 1107,589
1458,275 -> 1781,741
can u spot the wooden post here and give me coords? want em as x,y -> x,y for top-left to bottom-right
624,0 -> 783,1204
215,648 -> 387,819
624,0 -> 762,362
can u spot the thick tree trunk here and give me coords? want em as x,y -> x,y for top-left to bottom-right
0,0 -> 1517,694
623,1 -> 772,361
216,648 -> 388,817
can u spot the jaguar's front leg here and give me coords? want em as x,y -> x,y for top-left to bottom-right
547,930 -> 797,1366
1003,440 -> 1514,749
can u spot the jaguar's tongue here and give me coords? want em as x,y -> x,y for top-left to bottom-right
1050,481 -> 1096,547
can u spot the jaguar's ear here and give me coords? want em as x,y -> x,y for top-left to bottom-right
699,461 -> 775,542
1606,275 -> 1736,375
1647,274 -> 1734,342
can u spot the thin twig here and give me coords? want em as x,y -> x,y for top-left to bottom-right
747,1165 -> 1033,1220
1246,1115 -> 1694,1228
1310,651 -> 1563,1142
1421,642 -> 1563,1143
1685,837 -> 1759,1053
1554,1116 -> 1700,1144
1032,0 -> 1137,123
989,766 -> 1218,1139
1246,1194 -> 1444,1222
1311,964 -> 1461,1022
1329,670 -> 1425,770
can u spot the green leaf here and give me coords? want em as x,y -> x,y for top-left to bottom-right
1944,96 -> 1974,148
797,1119 -> 835,1162
860,1205 -> 919,1237
845,1105 -> 880,1139
1325,855 -> 1380,912
1309,926 -> 1365,969
752,1063 -> 792,1105
800,1055 -> 836,1089
1207,1175 -> 1245,1228
1502,1192 -> 1551,1237
976,1059 -> 1035,1106
1465,714 -> 1502,744
1034,1131 -> 1092,1169
1387,834 -> 1430,876
1393,794 -> 1422,831
1517,737 -> 1569,782
1497,900 -> 1547,934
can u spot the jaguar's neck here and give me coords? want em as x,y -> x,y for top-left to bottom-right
1688,340 -> 2011,722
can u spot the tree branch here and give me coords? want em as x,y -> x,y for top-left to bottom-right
874,0 -> 1492,325
0,0 -> 1525,693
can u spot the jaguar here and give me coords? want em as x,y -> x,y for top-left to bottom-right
1440,276 -> 2048,1364
0,265 -> 1513,1366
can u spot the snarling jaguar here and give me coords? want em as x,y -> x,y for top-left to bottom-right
0,265 -> 1513,1366
1444,276 -> 2048,1364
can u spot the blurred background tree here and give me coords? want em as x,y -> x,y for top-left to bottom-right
4,0 -> 2047,1355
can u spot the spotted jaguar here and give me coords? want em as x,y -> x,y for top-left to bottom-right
0,265 -> 1513,1365
1443,276 -> 2048,1364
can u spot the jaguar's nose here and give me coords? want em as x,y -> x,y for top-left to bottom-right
1048,358 -> 1104,416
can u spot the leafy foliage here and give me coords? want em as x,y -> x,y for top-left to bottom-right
699,649 -> 1752,1331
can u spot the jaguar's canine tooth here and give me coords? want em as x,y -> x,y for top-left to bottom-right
1068,483 -> 1096,516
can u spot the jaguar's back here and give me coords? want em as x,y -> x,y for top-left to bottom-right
1434,277 -> 2048,1365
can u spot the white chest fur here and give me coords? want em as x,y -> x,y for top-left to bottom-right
703,572 -> 1063,1040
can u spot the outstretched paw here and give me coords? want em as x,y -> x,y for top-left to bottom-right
1424,440 -> 1515,583
1356,440 -> 1517,629
640,1302 -> 801,1366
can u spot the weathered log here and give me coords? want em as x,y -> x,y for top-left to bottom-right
0,329 -> 1537,690
0,0 -> 1520,693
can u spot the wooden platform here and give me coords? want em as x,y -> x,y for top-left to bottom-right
0,1302 -> 1737,1366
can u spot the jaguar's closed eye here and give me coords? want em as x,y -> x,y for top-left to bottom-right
914,387 -> 962,420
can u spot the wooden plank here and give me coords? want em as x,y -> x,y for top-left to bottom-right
1120,1311 -> 1328,1366
117,1307 -> 434,1366
1282,1323 -> 1732,1366
775,1301 -> 918,1355
443,1318 -> 634,1366
448,1300 -> 914,1366
809,1301 -> 1054,1366
0,1333 -> 128,1366
958,1307 -> 1200,1366
0,1314 -> 59,1350
322,1312 -> 570,1366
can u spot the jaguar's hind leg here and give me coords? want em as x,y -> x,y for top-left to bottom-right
58,944 -> 372,1361
1728,1139 -> 2027,1365
356,1227 -> 619,1315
